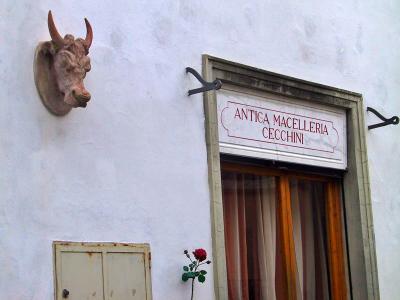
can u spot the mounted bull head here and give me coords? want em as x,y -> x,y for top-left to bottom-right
34,11 -> 93,115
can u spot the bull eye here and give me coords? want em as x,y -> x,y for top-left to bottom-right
65,64 -> 74,72
58,52 -> 77,72
60,57 -> 69,68
80,57 -> 91,72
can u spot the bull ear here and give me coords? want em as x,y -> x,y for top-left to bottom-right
48,11 -> 65,48
42,41 -> 56,55
83,18 -> 93,50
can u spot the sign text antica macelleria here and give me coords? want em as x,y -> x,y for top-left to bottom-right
234,106 -> 329,145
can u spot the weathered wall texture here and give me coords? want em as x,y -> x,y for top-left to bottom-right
0,1 -> 399,299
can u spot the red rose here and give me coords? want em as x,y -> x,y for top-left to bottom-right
193,248 -> 207,262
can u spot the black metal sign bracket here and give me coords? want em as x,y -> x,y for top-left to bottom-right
367,107 -> 399,130
186,67 -> 222,96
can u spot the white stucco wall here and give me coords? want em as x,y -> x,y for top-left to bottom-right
0,1 -> 399,299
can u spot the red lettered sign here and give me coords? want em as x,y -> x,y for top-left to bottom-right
217,91 -> 347,169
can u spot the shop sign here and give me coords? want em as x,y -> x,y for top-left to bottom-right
217,91 -> 347,169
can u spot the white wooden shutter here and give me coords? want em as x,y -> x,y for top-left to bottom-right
54,242 -> 152,300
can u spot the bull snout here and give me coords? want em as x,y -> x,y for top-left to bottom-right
72,88 -> 91,107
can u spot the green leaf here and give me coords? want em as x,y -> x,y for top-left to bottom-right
200,270 -> 207,275
195,271 -> 200,276
198,275 -> 206,283
187,272 -> 196,279
183,266 -> 189,272
182,273 -> 189,282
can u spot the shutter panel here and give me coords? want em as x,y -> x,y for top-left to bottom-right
59,251 -> 104,300
106,252 -> 148,299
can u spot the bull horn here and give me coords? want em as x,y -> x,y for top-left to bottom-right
48,10 -> 65,47
84,18 -> 93,49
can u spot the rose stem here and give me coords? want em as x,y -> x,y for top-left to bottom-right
191,259 -> 199,300
191,278 -> 195,300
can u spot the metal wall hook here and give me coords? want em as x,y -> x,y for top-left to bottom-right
186,67 -> 222,96
367,107 -> 399,130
